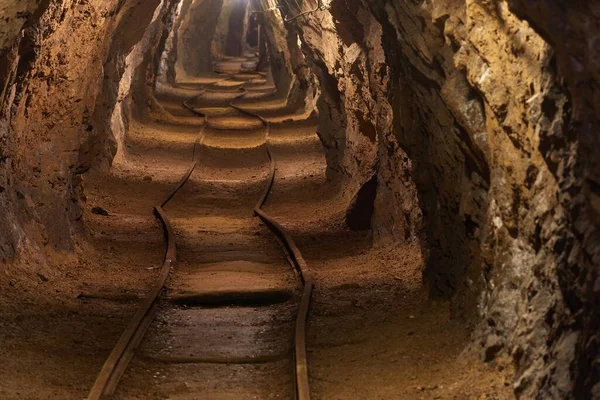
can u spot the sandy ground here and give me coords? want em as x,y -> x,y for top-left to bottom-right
0,59 -> 513,399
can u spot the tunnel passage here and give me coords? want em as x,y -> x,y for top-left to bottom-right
0,0 -> 598,399
245,14 -> 260,48
225,0 -> 248,56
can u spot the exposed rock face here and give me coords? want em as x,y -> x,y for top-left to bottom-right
277,0 -> 420,246
254,0 -> 318,109
156,0 -> 181,85
0,0 -> 177,270
1,1 -> 124,268
86,0 -> 177,166
503,2 -> 600,397
263,0 -> 599,398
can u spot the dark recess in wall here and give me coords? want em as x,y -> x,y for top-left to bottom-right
346,174 -> 378,231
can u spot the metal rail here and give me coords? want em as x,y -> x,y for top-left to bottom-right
87,92 -> 207,400
230,101 -> 314,400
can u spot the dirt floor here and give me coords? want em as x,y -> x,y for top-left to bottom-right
0,58 -> 514,399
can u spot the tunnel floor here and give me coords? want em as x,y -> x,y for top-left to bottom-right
0,56 -> 513,399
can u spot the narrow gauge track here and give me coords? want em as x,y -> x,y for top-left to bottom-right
88,56 -> 313,400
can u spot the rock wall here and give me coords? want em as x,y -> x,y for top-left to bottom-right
156,0 -> 185,85
0,0 -> 49,56
0,0 -> 177,274
269,0 -> 420,239
268,0 -> 599,397
85,0 -> 179,167
377,2 -> 573,397
503,2 -> 600,397
254,0 -> 318,109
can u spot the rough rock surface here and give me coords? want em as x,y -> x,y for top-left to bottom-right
0,0 -> 49,55
0,0 -> 178,278
1,0 -> 126,269
255,0 -> 318,109
263,0 -> 599,398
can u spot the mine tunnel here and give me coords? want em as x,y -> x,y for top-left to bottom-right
0,0 -> 599,399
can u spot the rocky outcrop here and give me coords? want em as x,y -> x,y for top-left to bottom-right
156,0 -> 185,85
1,1 -> 124,268
503,2 -> 600,397
377,2 -> 574,397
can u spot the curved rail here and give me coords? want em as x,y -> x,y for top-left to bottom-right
89,69 -> 313,399
87,92 -> 207,400
230,101 -> 314,400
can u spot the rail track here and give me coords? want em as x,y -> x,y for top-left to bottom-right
87,56 -> 313,400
